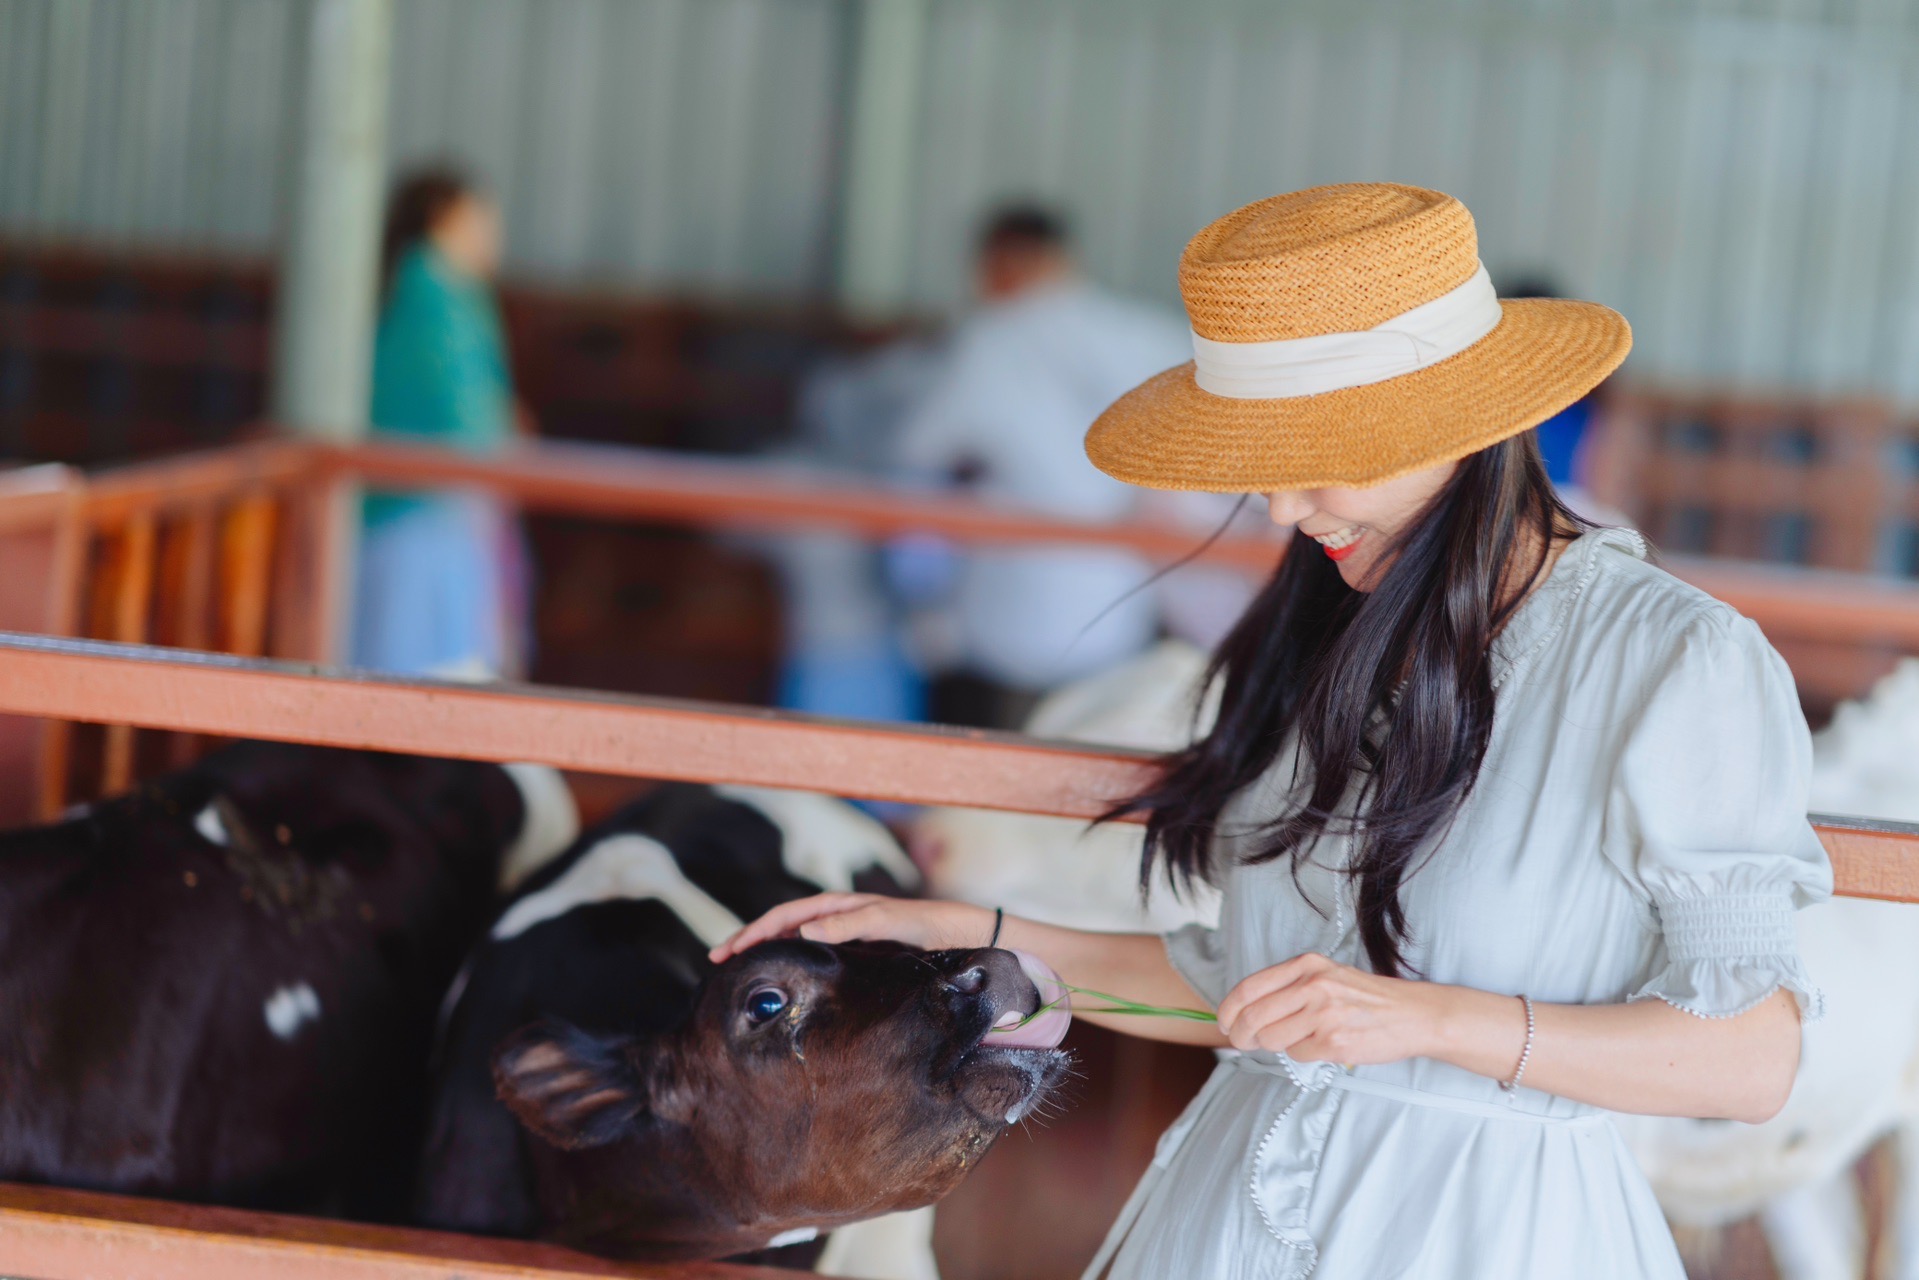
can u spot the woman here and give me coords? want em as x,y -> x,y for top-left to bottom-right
714,184 -> 1830,1277
354,168 -> 526,677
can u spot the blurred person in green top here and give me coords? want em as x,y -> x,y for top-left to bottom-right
353,167 -> 530,677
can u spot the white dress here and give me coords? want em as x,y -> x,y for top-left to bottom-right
1088,529 -> 1832,1280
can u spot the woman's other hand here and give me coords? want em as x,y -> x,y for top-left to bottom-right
708,894 -> 994,964
1216,952 -> 1457,1066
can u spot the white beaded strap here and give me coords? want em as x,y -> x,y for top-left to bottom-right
1500,994 -> 1535,1094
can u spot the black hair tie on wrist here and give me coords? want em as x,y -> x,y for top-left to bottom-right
988,907 -> 1004,948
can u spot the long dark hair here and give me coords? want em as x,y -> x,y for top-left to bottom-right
1120,432 -> 1587,977
380,165 -> 476,297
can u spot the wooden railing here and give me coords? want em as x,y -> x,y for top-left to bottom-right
0,1183 -> 789,1280
0,463 -> 84,824
333,437 -> 1285,569
328,439 -> 1919,661
0,631 -> 1912,903
0,440 -> 349,820
1590,390 -> 1896,568
1583,388 -> 1919,711
0,634 -> 1143,821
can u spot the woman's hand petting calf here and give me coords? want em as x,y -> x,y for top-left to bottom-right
709,893 -> 992,963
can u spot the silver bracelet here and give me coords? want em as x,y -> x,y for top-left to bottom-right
1500,994 -> 1535,1093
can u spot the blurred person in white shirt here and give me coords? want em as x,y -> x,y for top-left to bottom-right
895,205 -> 1190,727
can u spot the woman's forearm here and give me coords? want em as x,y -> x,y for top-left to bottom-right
1219,955 -> 1801,1121
1425,985 -> 1801,1122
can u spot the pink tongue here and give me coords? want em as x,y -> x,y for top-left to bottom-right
984,949 -> 1071,1050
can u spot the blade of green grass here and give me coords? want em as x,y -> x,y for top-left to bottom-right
986,983 -> 1218,1034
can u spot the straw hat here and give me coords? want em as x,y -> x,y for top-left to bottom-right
1085,183 -> 1630,492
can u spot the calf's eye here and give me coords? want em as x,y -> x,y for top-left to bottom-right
745,987 -> 789,1025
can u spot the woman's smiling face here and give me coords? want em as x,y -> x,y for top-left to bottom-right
1264,460 -> 1458,589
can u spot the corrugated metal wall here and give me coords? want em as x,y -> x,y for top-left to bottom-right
0,0 -> 305,251
6,0 -> 1919,397
906,0 -> 1919,400
383,0 -> 845,294
0,0 -> 847,295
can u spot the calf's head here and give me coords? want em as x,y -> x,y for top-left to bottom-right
492,940 -> 1069,1259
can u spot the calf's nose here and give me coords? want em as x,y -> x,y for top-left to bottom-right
944,947 -> 1040,1022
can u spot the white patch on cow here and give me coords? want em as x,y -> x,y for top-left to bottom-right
766,1226 -> 818,1249
1022,639 -> 1214,749
264,983 -> 322,1041
814,1207 -> 938,1280
714,786 -> 919,892
1759,1170 -> 1867,1280
497,763 -> 582,893
914,642 -> 1222,935
1889,1118 -> 1919,1280
194,802 -> 230,848
491,835 -> 744,949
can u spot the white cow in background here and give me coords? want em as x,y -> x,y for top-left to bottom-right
912,641 -> 1220,934
921,644 -> 1919,1280
1633,660 -> 1919,1280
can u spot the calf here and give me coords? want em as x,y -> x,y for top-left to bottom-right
0,741 -> 577,1217
417,783 -> 1070,1266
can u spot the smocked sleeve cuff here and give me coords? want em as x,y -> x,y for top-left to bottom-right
1164,923 -> 1231,1009
1627,890 -> 1825,1022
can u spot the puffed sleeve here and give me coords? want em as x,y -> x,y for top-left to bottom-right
1165,923 -> 1233,1008
1608,610 -> 1832,1021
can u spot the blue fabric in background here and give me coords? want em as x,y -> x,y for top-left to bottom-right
1534,397 -> 1594,486
776,637 -> 926,725
353,494 -> 508,675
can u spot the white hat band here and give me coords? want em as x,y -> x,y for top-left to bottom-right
1190,262 -> 1503,400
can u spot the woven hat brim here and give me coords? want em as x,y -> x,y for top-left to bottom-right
1085,298 -> 1630,492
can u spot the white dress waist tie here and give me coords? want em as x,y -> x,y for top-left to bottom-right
1228,1052 -> 1610,1126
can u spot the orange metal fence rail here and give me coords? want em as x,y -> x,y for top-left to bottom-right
326,439 -> 1919,667
51,435 -> 1919,652
0,1183 -> 788,1280
1667,555 -> 1919,648
0,633 -> 1147,820
0,441 -> 351,819
0,632 -> 1913,904
326,438 -> 1288,570
0,464 -> 84,824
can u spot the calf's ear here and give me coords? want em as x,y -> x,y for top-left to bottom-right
492,1021 -> 654,1151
